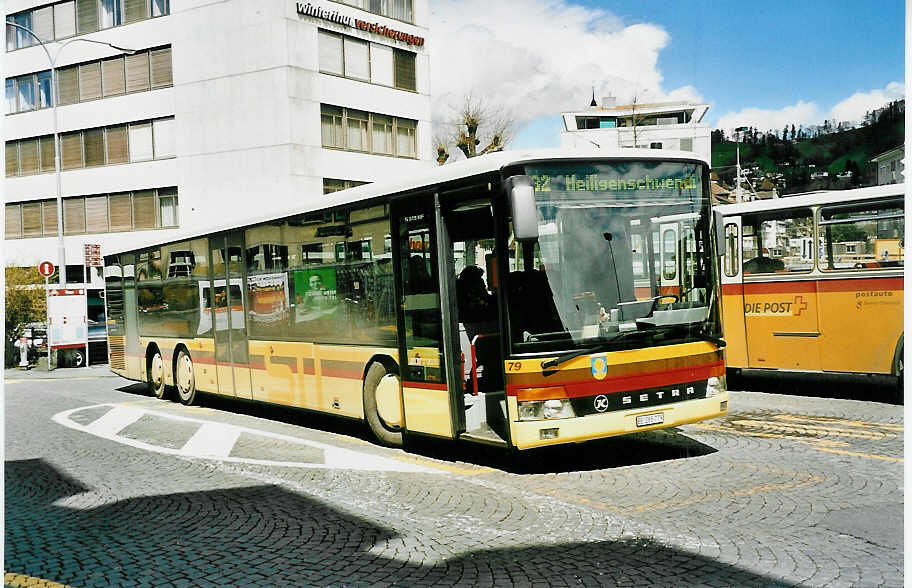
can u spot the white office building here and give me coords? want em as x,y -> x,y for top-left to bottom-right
4,0 -> 433,285
560,97 -> 711,163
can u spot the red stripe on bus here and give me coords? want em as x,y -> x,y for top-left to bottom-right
320,368 -> 363,380
816,276 -> 903,292
507,361 -> 725,399
51,343 -> 88,350
721,283 -> 743,296
723,277 -> 903,297
403,381 -> 448,391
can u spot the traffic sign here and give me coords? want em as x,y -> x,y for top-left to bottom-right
38,261 -> 55,277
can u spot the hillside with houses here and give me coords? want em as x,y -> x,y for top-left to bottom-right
711,99 -> 904,201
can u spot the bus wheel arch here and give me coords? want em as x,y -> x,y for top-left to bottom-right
146,344 -> 168,400
362,358 -> 404,447
173,344 -> 197,406
892,334 -> 903,404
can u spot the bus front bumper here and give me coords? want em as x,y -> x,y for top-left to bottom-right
509,392 -> 729,450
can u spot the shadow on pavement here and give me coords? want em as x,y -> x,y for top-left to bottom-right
730,370 -> 901,405
5,458 -> 797,587
113,382 -> 717,474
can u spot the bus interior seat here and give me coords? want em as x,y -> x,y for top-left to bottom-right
507,269 -> 563,340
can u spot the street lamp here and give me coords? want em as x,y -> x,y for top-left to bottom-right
5,22 -> 134,286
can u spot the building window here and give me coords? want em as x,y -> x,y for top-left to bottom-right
5,115 -> 175,177
7,0 -> 169,51
323,178 -> 369,194
2,188 -> 179,238
318,29 -> 416,91
333,0 -> 413,23
7,47 -> 170,115
321,104 -> 417,158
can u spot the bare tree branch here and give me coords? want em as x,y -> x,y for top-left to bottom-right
437,94 -> 516,164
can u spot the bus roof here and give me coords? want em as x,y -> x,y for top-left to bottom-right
105,147 -> 709,257
715,183 -> 906,216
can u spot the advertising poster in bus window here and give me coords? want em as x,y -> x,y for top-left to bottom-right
293,267 -> 337,323
248,273 -> 289,327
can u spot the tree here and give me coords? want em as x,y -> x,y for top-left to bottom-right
435,95 -> 515,164
782,126 -> 789,143
790,124 -> 796,142
5,265 -> 46,345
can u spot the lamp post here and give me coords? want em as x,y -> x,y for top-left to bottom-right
5,23 -> 134,286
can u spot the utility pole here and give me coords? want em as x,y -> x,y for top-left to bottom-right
734,126 -> 748,203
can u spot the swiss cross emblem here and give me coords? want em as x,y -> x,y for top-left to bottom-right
794,296 -> 808,316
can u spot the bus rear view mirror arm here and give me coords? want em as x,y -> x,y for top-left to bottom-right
713,209 -> 725,256
507,175 -> 539,241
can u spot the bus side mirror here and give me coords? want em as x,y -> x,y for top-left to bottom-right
713,209 -> 725,256
506,175 -> 539,241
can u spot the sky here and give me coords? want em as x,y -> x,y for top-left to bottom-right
428,0 -> 905,149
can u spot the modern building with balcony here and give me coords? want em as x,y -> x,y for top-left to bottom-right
4,0 -> 433,288
560,97 -> 711,163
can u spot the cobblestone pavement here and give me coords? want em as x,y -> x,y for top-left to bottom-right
4,371 -> 904,587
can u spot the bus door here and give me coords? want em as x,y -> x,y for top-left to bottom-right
741,210 -> 821,371
209,232 -> 253,399
659,222 -> 679,296
719,216 -> 748,368
391,194 -> 456,439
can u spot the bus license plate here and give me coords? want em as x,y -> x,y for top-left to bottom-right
636,413 -> 664,427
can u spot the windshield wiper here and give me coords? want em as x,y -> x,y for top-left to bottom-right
541,330 -> 651,374
659,322 -> 726,348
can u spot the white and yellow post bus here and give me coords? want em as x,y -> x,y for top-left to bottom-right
104,149 -> 729,450
716,184 -> 904,401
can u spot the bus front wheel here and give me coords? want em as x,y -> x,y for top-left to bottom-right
147,348 -> 168,400
175,349 -> 197,406
363,362 -> 404,447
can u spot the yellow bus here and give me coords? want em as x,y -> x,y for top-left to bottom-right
716,184 -> 904,401
103,149 -> 729,450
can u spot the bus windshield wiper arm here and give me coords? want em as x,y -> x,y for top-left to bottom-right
541,331 -> 647,374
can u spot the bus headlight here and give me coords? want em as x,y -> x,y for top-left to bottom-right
519,399 -> 575,420
705,375 -> 726,398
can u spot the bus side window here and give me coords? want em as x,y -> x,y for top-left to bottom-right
724,223 -> 739,277
819,199 -> 905,271
742,209 -> 813,275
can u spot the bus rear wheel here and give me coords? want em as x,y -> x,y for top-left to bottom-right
175,349 -> 197,406
363,362 -> 404,447
147,348 -> 167,400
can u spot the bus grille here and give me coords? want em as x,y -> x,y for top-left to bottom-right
109,336 -> 126,370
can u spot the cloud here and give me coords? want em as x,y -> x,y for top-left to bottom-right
830,81 -> 905,123
714,102 -> 824,135
713,81 -> 904,133
429,1 -> 702,137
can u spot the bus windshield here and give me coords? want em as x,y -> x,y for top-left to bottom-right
508,160 -> 717,354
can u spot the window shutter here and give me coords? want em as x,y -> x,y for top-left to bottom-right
85,195 -> 109,233
83,128 -> 105,167
42,200 -> 59,236
343,37 -> 370,80
393,49 -> 416,91
319,31 -> 343,75
125,51 -> 151,93
54,2 -> 77,39
22,202 -> 43,237
105,125 -> 128,164
57,66 -> 79,106
5,204 -> 22,239
124,0 -> 148,24
102,57 -> 126,96
32,7 -> 53,42
18,138 -> 39,175
128,122 -> 153,161
150,47 -> 172,87
40,136 -> 56,172
108,193 -> 133,231
64,197 -> 86,234
76,0 -> 99,33
132,190 -> 156,229
79,62 -> 102,101
152,117 -> 175,158
6,142 -> 18,177
61,132 -> 83,170
370,44 -> 393,86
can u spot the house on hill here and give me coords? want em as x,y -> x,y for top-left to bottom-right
871,146 -> 905,185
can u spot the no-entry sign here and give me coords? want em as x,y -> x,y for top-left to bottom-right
38,260 -> 55,277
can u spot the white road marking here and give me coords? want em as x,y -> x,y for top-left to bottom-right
52,403 -> 440,474
180,422 -> 242,458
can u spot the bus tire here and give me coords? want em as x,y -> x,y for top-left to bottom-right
175,348 -> 197,406
892,337 -> 903,405
363,362 -> 404,447
147,346 -> 168,400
